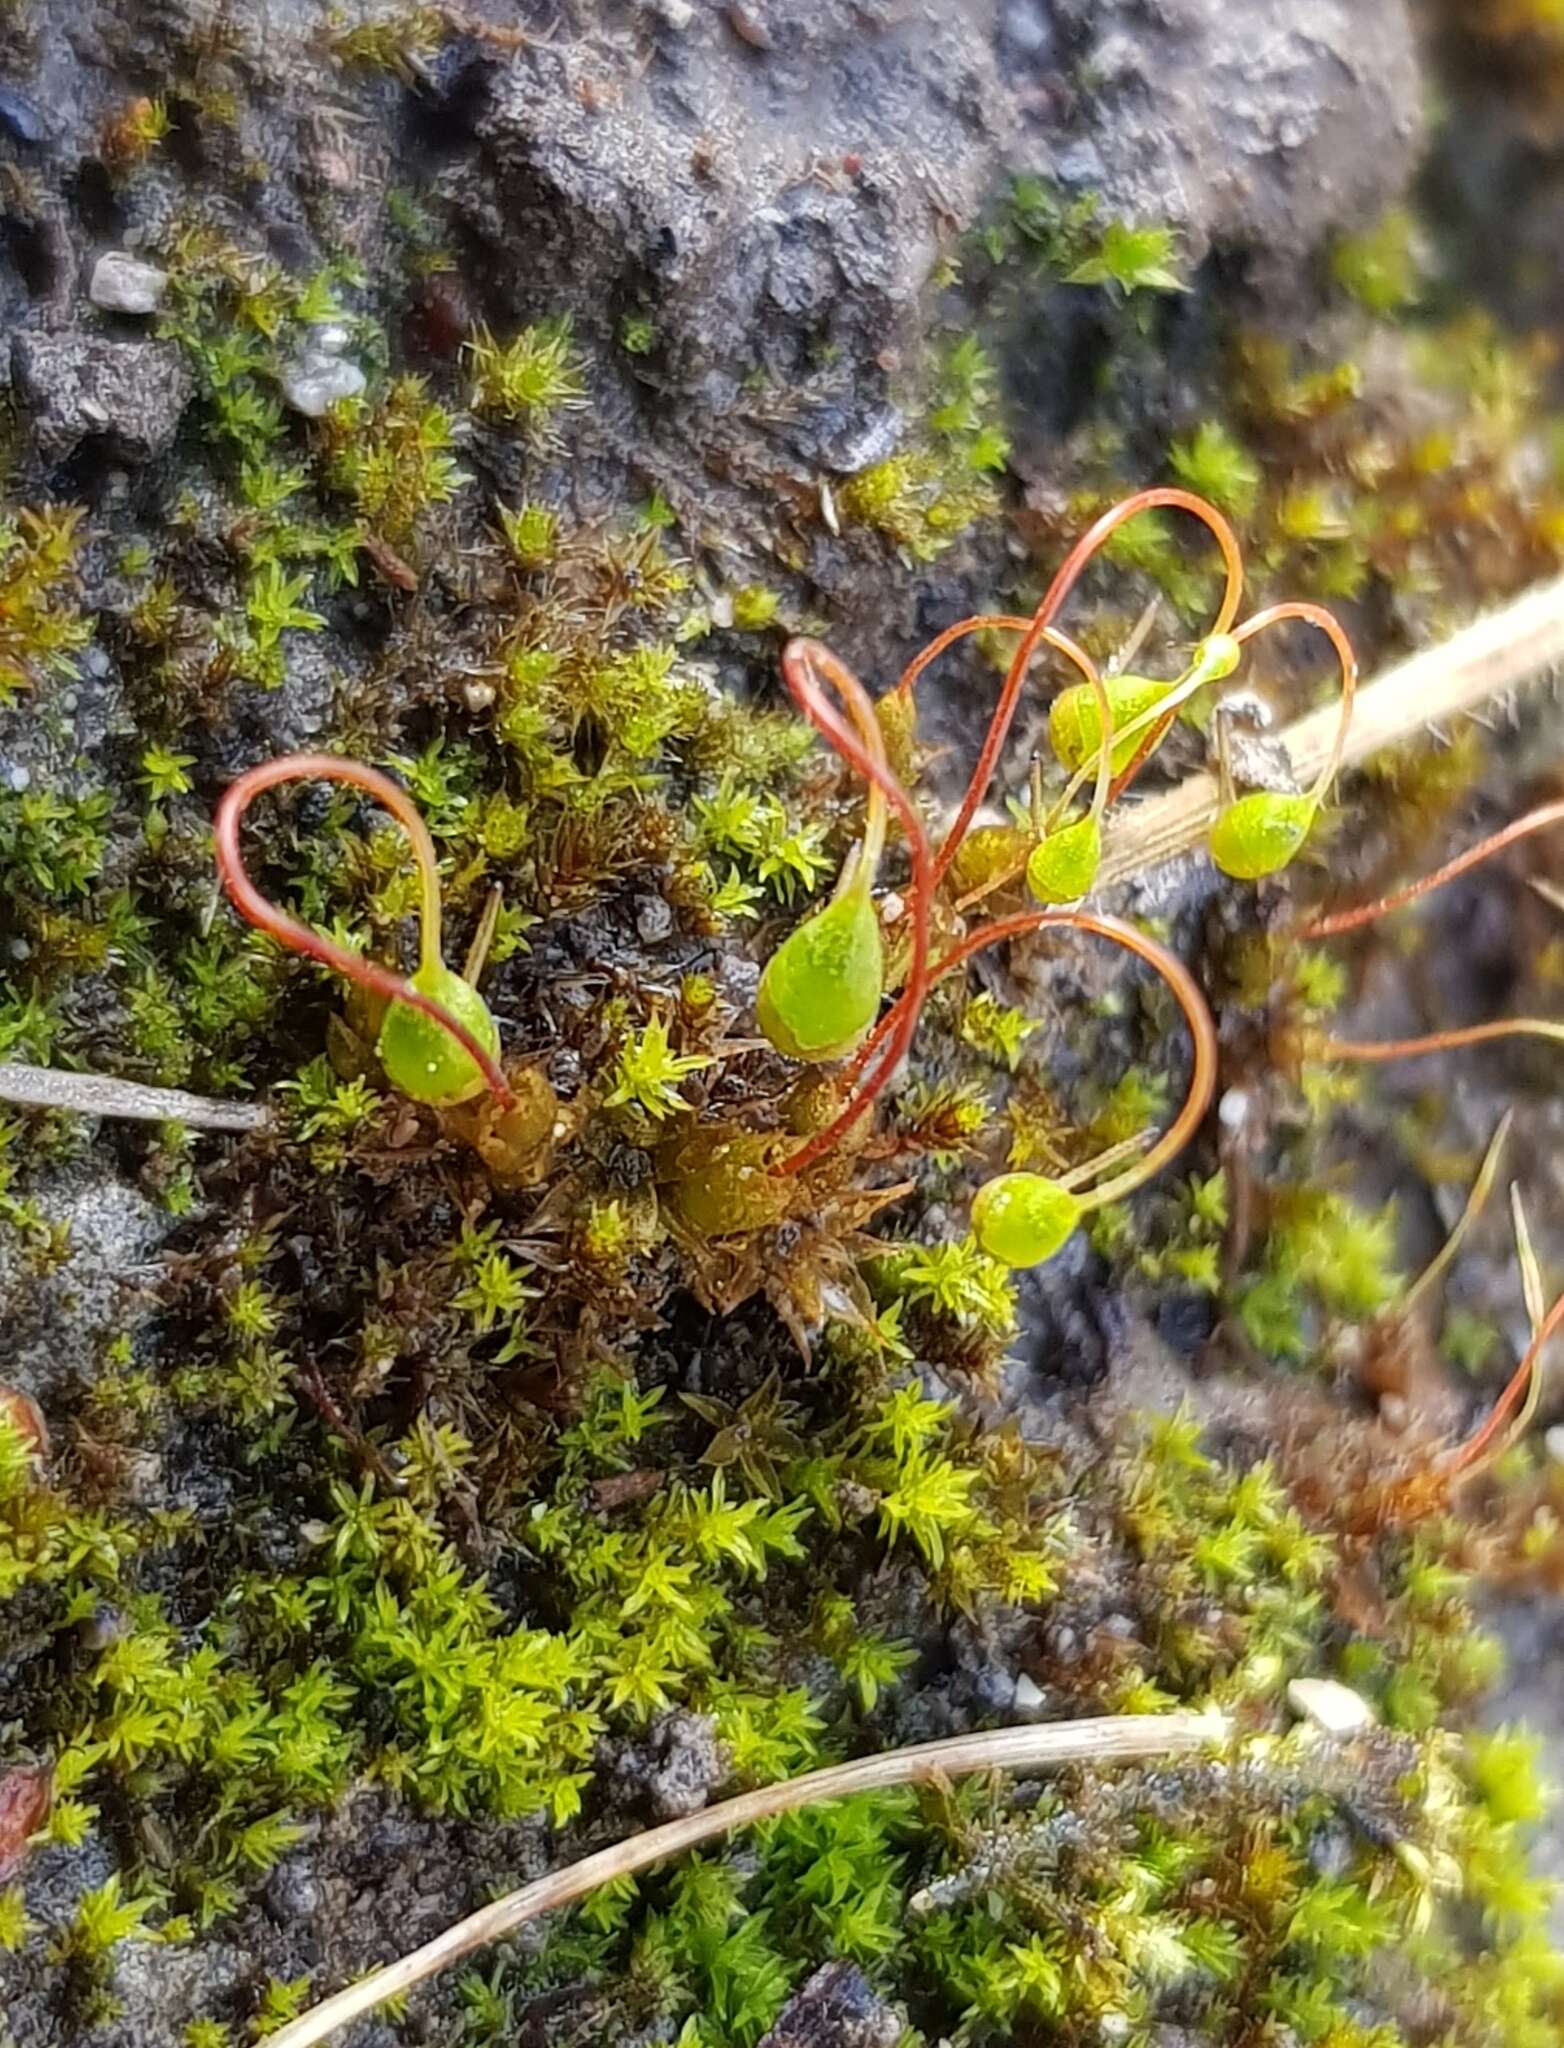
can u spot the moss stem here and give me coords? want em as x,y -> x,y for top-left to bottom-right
1232,600 -> 1358,811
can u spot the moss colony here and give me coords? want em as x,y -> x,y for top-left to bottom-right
4,4 -> 1564,2047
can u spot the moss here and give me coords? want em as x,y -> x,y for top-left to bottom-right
0,506 -> 93,703
1234,1189 -> 1402,1362
1331,208 -> 1423,318
839,338 -> 1008,560
318,375 -> 467,545
325,5 -> 451,80
467,320 -> 587,432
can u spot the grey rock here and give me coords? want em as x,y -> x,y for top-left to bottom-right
10,331 -> 192,462
448,8 -> 1013,468
804,400 -> 905,477
264,1857 -> 323,1923
0,82 -> 53,147
281,350 -> 367,417
1042,0 -> 1423,297
758,1961 -> 902,2048
635,893 -> 675,944
612,1709 -> 728,1820
0,1165 -> 170,1412
88,251 -> 169,315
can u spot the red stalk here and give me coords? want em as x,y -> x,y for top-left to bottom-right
1302,798 -> 1564,941
214,753 -> 516,1111
932,489 -> 1244,888
772,641 -> 934,1179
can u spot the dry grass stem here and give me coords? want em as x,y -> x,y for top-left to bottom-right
267,1710 -> 1231,2048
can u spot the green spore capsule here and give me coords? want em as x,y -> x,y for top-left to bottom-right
377,960 -> 502,1106
971,1172 -> 1083,1268
1190,633 -> 1242,684
1048,675 -> 1171,778
1208,791 -> 1316,880
757,885 -> 884,1062
1026,815 -> 1102,905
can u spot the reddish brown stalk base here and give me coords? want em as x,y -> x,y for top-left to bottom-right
1302,797 -> 1564,1069
214,754 -> 516,1112
1445,1290 -> 1564,1479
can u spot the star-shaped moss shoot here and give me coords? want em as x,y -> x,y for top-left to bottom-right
214,753 -> 513,1112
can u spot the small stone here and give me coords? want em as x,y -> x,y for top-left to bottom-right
635,893 -> 674,944
89,252 -> 169,315
650,0 -> 694,25
1286,1677 -> 1375,1735
1545,1424 -> 1564,1466
758,1961 -> 901,2048
281,351 -> 367,418
264,1856 -> 322,1922
311,322 -> 353,356
1011,1672 -> 1046,1717
613,1710 -> 727,1820
546,1047 -> 583,1095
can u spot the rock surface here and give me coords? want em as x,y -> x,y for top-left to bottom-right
758,1961 -> 903,2048
9,331 -> 191,462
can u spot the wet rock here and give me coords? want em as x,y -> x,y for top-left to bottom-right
446,8 -> 1013,457
10,330 -> 191,463
280,349 -> 367,417
758,1960 -> 902,2048
0,83 -> 53,147
88,252 -> 169,315
1038,0 -> 1423,296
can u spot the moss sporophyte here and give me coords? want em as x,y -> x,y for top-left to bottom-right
215,754 -> 513,1110
182,487 -> 1554,1315
192,490 -> 1377,1269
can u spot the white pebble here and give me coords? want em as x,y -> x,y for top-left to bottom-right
1286,1677 -> 1375,1735
281,352 -> 367,418
1011,1673 -> 1046,1717
89,252 -> 169,315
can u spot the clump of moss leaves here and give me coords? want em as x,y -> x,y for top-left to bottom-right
5,22 -> 1564,2048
